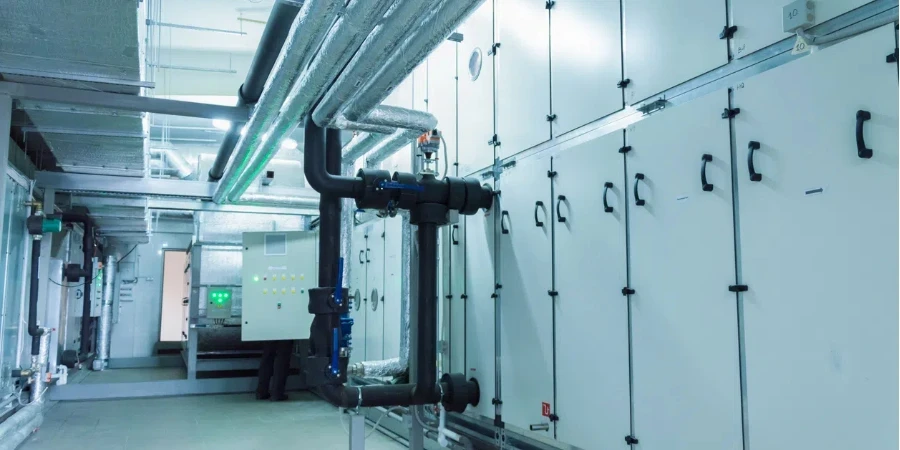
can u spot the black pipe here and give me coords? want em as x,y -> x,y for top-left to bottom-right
208,1 -> 302,181
413,222 -> 438,402
27,239 -> 42,355
61,212 -> 95,356
304,116 -> 365,199
320,127 -> 344,288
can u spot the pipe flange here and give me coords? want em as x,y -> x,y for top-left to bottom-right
440,373 -> 480,413
392,172 -> 418,210
459,178 -> 493,215
445,177 -> 467,212
355,169 -> 394,210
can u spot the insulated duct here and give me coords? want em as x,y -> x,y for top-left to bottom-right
237,192 -> 319,209
30,329 -> 50,404
220,0 -> 395,203
150,147 -> 194,179
0,404 -> 42,450
365,129 -> 420,168
212,0 -> 344,201
342,132 -> 391,163
343,0 -> 485,122
332,117 -> 397,135
363,105 -> 437,133
94,254 -> 116,370
311,0 -> 444,126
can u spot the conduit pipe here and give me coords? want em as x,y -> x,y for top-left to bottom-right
222,0 -> 395,203
208,0 -> 304,181
212,0 -> 344,202
343,0 -> 485,122
310,0 -> 444,126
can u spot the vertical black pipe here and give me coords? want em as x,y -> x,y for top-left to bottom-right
319,126 -> 343,288
28,240 -> 42,355
79,223 -> 94,355
414,222 -> 438,399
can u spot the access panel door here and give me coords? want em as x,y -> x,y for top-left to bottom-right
350,227 -> 368,363
731,0 -> 869,59
465,179 -> 497,420
733,25 -> 898,450
429,40 -> 459,171
624,0 -> 728,104
448,220 -> 466,374
498,155 -> 554,437
626,91 -> 742,450
550,0 -> 623,136
383,216 -> 403,360
553,132 -> 631,450
365,220 -> 386,361
458,1 -> 496,177
496,0 -> 551,159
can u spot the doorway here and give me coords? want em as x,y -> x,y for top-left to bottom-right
159,250 -> 188,342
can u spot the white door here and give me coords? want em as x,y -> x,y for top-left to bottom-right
731,0 -> 870,59
458,1 -> 496,177
429,40 -> 459,171
383,216 -> 403,360
553,131 -> 631,450
498,155 -> 554,437
496,0 -> 551,159
733,25 -> 899,450
550,0 -> 623,136
465,179 -> 497,419
350,227 -> 368,363
624,0 -> 729,104
365,220 -> 386,361
626,91 -> 742,450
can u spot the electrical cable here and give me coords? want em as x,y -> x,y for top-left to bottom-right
440,134 -> 449,179
117,245 -> 139,264
47,272 -> 101,288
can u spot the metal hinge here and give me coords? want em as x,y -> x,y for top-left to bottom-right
548,413 -> 559,422
622,287 -> 635,296
547,170 -> 557,178
445,294 -> 453,300
637,99 -> 668,115
488,134 -> 501,146
492,398 -> 503,405
495,283 -> 503,289
460,294 -> 469,300
546,113 -> 557,122
887,48 -> 898,63
490,293 -> 499,299
545,0 -> 555,9
617,78 -> 631,88
719,25 -> 738,40
625,435 -> 639,445
721,107 -> 741,119
729,284 -> 749,292
547,290 -> 559,296
488,42 -> 501,56
618,145 -> 632,154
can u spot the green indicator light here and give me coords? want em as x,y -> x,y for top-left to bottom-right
224,293 -> 229,299
253,275 -> 259,282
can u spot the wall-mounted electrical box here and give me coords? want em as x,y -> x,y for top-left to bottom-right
206,287 -> 233,319
241,231 -> 317,341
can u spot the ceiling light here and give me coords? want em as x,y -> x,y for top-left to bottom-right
281,138 -> 298,150
212,119 -> 232,131
240,125 -> 248,136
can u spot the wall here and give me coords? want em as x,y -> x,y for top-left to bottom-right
109,232 -> 192,358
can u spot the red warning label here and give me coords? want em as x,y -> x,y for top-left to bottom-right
541,402 -> 551,417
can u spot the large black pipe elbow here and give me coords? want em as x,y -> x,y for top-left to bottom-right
303,116 -> 365,199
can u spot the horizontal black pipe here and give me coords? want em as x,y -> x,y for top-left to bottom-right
208,1 -> 302,181
319,383 -> 445,408
28,240 -> 42,355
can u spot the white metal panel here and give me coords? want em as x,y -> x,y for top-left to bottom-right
733,25 -> 898,450
383,216 -> 402,360
499,155 -> 554,437
365,220 -> 386,361
449,220 -> 466,374
464,179 -> 496,419
496,0 -> 551,159
429,40 -> 459,171
626,91 -> 742,450
732,0 -> 870,58
414,61 -> 429,112
350,227 -> 368,363
384,73 -> 414,109
552,131 -> 631,450
457,1 -> 495,177
550,0 -> 623,136
623,0 -> 728,104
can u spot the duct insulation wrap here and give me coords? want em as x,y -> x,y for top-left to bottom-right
212,0 -> 343,204
340,163 -> 354,292
342,132 -> 391,164
348,357 -> 406,377
344,0 -> 486,122
333,117 -> 397,135
399,211 -> 412,368
223,0 -> 396,203
366,129 -> 420,168
30,329 -> 50,404
360,106 -> 438,133
95,255 -> 116,369
196,212 -> 308,245
0,404 -> 42,450
311,0 -> 444,126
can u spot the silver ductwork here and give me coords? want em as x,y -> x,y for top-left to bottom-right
94,255 -> 116,370
150,147 -> 194,179
365,129 -> 419,168
344,0 -> 485,122
30,329 -> 50,404
333,117 -> 397,135
212,0 -> 344,203
237,192 -> 319,209
342,132 -> 390,163
221,0 -> 394,203
363,105 -> 437,133
311,0 -> 444,126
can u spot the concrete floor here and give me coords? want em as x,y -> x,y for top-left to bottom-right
21,392 -> 407,450
78,368 -> 187,384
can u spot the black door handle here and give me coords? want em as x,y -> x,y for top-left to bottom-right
602,182 -> 613,213
366,248 -> 370,263
701,154 -> 714,192
556,195 -> 567,223
359,250 -> 364,264
633,173 -> 646,206
500,211 -> 510,234
856,110 -> 873,159
451,225 -> 459,245
748,141 -> 762,182
534,201 -> 544,227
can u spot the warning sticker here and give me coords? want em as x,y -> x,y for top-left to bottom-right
541,402 -> 551,417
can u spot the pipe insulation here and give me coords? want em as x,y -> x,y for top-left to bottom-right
363,105 -> 437,133
212,0 -> 344,203
365,129 -> 420,168
0,405 -> 42,450
311,0 -> 444,126
149,148 -> 194,179
343,0 -> 485,122
342,132 -> 391,163
30,329 -> 50,404
333,117 -> 397,135
95,255 -> 116,370
237,192 -> 320,208
222,0 -> 395,203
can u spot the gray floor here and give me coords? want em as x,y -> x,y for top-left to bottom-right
22,392 -> 407,450
78,368 -> 187,384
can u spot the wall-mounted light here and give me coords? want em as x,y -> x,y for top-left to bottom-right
212,119 -> 232,131
280,138 -> 298,150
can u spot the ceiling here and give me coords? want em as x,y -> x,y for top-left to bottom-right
148,0 -> 273,53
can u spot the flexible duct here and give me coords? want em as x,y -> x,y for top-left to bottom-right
208,0 -> 304,181
311,0 -> 444,126
95,254 -> 116,370
365,129 -> 420,168
221,0 -> 395,203
342,132 -> 391,163
150,148 -> 194,179
212,0 -> 344,202
343,0 -> 485,122
0,404 -> 42,450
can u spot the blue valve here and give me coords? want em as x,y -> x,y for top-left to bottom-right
331,328 -> 340,376
378,180 -> 424,192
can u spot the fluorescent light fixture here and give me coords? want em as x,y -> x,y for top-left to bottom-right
212,119 -> 232,131
240,125 -> 248,136
281,138 -> 298,150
